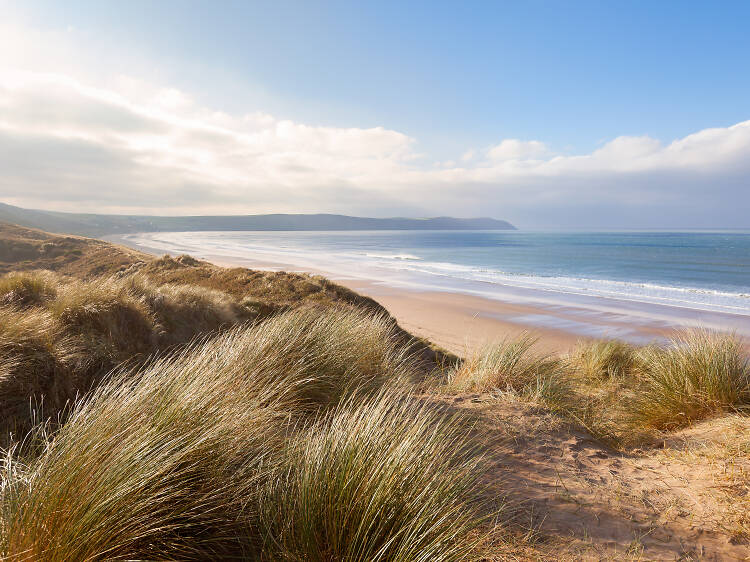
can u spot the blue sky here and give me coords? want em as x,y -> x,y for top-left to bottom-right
1,1 -> 749,227
20,0 -> 750,154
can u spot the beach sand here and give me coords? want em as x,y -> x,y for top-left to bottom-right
110,235 -> 692,356
346,281 -> 596,355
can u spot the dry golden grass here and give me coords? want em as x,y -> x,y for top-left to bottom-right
120,273 -> 247,345
0,222 -> 149,278
0,272 -> 57,308
0,236 -> 451,441
0,269 -> 259,441
0,307 -> 83,437
0,312 -> 488,561
125,254 -> 387,313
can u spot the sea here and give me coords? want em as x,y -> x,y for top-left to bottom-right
122,230 -> 750,338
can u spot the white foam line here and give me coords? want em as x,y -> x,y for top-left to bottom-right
126,232 -> 750,319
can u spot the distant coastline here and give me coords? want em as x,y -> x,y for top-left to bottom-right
0,202 -> 515,237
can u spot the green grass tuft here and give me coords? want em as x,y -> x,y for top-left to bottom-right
568,339 -> 637,382
632,330 -> 750,429
259,390 -> 488,561
447,333 -> 569,405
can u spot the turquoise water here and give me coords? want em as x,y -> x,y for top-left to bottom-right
126,230 -> 750,316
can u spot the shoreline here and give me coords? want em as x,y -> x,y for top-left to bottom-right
106,232 -> 741,355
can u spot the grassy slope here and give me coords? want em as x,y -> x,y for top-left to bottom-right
0,222 -> 149,278
0,221 -> 448,337
0,221 -> 748,560
1,310 -> 485,561
0,222 -> 454,439
0,221 -> 482,559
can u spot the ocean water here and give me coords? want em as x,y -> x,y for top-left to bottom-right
124,230 -> 750,318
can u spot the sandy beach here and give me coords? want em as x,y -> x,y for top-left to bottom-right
108,233 -> 729,356
344,280 -> 664,355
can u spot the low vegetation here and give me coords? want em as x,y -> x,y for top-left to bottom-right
0,223 -> 748,559
0,270 -> 256,440
259,392 -> 486,561
567,338 -> 637,381
633,330 -> 750,429
445,331 -> 750,447
0,272 -> 57,308
0,312 -> 487,561
0,222 -> 147,278
565,331 -> 750,436
446,333 -> 569,404
0,257 -> 443,440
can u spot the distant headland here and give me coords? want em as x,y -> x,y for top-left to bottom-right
0,202 -> 516,237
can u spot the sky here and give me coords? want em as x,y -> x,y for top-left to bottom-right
0,0 -> 749,228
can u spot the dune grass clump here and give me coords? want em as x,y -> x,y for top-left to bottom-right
558,339 -> 643,445
0,308 -> 78,436
234,306 -> 420,411
632,330 -> 750,429
0,333 -> 298,561
0,272 -> 57,308
259,390 -> 487,562
149,283 -> 244,342
568,339 -> 637,382
447,333 -> 568,404
51,278 -> 155,359
561,333 -> 750,444
0,270 -> 261,440
0,269 -> 418,441
0,312 -> 489,561
121,274 -> 249,344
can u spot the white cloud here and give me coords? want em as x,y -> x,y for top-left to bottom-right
487,139 -> 549,161
0,70 -> 421,212
0,18 -> 749,226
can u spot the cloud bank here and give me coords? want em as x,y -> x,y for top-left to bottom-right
0,67 -> 748,227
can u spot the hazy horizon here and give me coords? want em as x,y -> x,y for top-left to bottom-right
1,1 -> 749,229
6,201 -> 750,233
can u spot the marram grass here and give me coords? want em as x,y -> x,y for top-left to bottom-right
0,311 -> 489,561
0,270 -> 255,439
562,331 -> 750,444
0,331 -> 296,560
233,306 -> 420,411
447,333 -> 569,405
445,330 -> 750,447
0,269 -> 422,439
0,272 -> 57,308
258,390 -> 488,562
632,330 -> 750,429
567,339 -> 637,381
